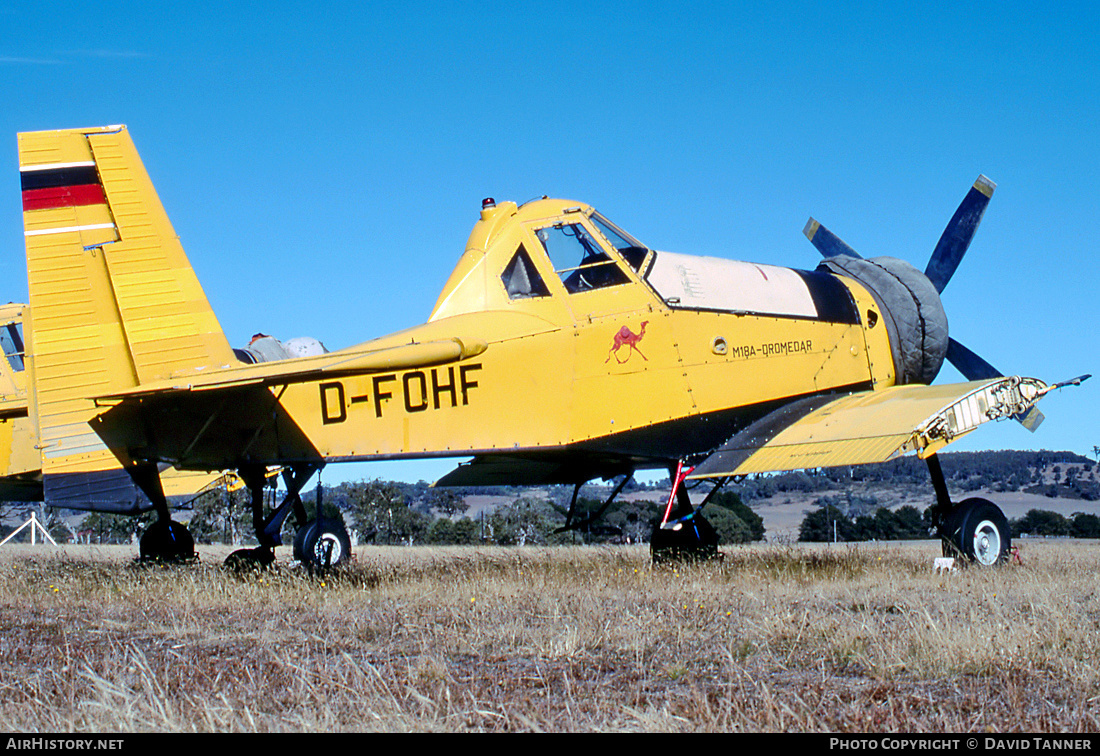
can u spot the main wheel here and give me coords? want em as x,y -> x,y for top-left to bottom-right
293,517 -> 352,569
139,519 -> 196,563
941,498 -> 1010,566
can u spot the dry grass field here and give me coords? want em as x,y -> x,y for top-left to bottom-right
1,539 -> 1099,732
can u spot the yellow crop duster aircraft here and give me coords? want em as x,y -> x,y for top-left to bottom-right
18,124 -> 1087,567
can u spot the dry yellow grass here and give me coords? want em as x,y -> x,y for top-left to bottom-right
1,540 -> 1098,732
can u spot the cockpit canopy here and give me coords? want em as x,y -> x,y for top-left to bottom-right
501,211 -> 648,299
431,198 -> 858,326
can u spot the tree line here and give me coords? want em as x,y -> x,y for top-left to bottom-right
4,478 -> 766,548
3,449 -> 1098,546
731,450 -> 1099,502
796,484 -> 1100,542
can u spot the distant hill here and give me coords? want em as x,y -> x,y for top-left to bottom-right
729,450 -> 1097,502
721,450 -> 1099,540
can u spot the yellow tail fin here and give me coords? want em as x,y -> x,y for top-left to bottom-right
20,125 -> 237,504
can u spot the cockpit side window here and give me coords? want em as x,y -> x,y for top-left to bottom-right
0,322 -> 25,372
534,223 -> 630,293
501,244 -> 551,299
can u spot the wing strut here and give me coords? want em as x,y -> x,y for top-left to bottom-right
555,472 -> 634,534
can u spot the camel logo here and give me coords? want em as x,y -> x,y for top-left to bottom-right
606,321 -> 649,364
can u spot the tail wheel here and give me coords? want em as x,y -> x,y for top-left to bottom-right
293,517 -> 351,569
941,498 -> 1010,566
139,519 -> 196,563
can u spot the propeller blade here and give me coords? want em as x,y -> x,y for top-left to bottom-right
803,218 -> 862,259
924,175 -> 996,293
946,337 -> 1044,431
945,337 -> 1002,381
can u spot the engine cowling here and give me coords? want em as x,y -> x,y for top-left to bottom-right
818,256 -> 948,386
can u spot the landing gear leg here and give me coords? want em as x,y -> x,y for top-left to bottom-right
225,464 -> 278,571
927,454 -> 1011,566
224,463 -> 329,570
650,461 -> 724,565
130,463 -> 196,563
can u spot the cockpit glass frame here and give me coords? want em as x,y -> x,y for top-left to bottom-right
534,222 -> 630,294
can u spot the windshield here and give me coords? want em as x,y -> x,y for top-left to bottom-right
590,212 -> 649,272
534,223 -> 630,293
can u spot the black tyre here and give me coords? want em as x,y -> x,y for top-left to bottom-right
941,498 -> 1010,566
225,546 -> 275,572
139,519 -> 196,563
293,517 -> 352,569
651,511 -> 721,565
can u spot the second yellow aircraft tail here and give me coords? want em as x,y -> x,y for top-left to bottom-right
20,125 -> 237,507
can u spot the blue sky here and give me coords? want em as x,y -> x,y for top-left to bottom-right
2,1 -> 1097,485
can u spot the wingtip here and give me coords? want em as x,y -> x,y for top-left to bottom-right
803,218 -> 820,241
1052,373 -> 1092,389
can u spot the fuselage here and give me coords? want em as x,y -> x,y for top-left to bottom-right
130,198 -> 898,475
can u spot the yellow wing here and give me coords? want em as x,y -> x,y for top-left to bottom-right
688,377 -> 1050,479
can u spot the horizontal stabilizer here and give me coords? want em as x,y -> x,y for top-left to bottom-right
42,466 -> 229,513
98,337 -> 489,401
